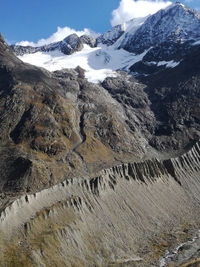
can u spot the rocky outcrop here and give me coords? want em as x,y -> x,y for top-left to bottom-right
80,34 -> 96,47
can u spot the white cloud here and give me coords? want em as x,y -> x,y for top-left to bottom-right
16,26 -> 98,47
111,0 -> 172,26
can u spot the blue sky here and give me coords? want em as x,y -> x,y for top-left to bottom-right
1,0 -> 199,44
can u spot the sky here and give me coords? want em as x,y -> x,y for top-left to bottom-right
0,0 -> 199,45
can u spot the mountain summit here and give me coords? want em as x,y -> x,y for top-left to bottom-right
118,2 -> 200,53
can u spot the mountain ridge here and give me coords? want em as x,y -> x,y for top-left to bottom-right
11,2 -> 200,79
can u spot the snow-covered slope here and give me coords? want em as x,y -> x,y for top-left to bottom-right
16,15 -> 151,83
18,45 -> 148,83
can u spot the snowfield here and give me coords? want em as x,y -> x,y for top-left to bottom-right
18,45 -> 149,83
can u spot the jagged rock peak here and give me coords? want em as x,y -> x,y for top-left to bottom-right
79,34 -> 96,47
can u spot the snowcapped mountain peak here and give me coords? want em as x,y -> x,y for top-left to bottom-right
118,1 -> 200,54
165,1 -> 199,15
97,2 -> 200,53
161,1 -> 200,20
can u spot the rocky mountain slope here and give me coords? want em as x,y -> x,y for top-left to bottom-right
1,2 -> 200,266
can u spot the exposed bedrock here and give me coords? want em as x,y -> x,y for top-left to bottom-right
1,142 -> 200,266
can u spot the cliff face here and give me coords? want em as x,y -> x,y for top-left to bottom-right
1,29 -> 200,266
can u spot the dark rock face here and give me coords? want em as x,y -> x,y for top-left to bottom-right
142,46 -> 200,150
59,34 -> 84,55
129,41 -> 200,75
80,34 -> 96,47
142,40 -> 197,62
3,157 -> 32,192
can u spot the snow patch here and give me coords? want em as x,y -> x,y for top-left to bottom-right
193,40 -> 200,46
149,60 -> 180,68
